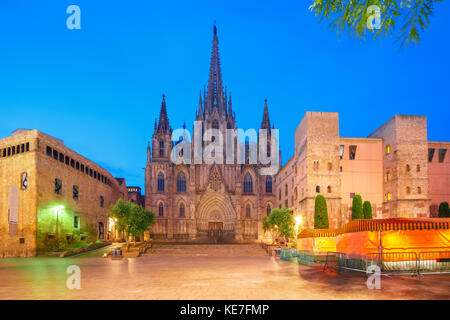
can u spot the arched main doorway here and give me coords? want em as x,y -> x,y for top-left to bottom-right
196,191 -> 236,239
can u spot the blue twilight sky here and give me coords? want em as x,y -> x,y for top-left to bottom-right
1,0 -> 449,190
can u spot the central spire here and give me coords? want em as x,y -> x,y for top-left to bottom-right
205,24 -> 225,116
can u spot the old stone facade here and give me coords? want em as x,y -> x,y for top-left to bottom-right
276,113 -> 450,229
0,129 -> 127,257
145,27 -> 276,240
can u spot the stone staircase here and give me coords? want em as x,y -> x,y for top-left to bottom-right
147,243 -> 268,257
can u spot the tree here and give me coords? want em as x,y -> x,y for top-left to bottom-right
439,202 -> 450,218
110,199 -> 155,250
352,194 -> 364,220
363,201 -> 373,219
314,195 -> 329,229
309,0 -> 442,47
262,208 -> 295,244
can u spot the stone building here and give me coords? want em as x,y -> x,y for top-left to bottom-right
145,27 -> 277,240
275,112 -> 450,229
0,129 -> 127,257
127,186 -> 145,207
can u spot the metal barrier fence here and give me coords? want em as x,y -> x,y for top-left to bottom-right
280,248 -> 298,261
276,248 -> 450,275
367,252 -> 418,274
297,251 -> 315,266
418,251 -> 450,274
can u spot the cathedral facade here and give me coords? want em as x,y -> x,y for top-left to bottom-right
145,27 -> 277,240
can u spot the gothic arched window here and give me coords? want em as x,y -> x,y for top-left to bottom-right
246,204 -> 251,218
177,171 -> 186,193
157,172 -> 165,192
158,202 -> 164,217
179,203 -> 185,217
159,140 -> 164,157
266,204 -> 271,216
265,176 -> 272,193
243,173 -> 253,193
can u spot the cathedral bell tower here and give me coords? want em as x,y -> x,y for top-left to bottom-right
152,94 -> 173,161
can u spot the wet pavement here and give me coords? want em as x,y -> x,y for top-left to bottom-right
0,245 -> 449,300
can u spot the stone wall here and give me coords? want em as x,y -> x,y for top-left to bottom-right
0,130 -> 126,257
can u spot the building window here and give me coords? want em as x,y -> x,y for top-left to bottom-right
212,119 -> 219,129
386,192 -> 391,201
100,196 -> 104,208
81,164 -> 84,172
243,173 -> 253,193
313,160 -> 319,171
406,186 -> 411,194
294,187 -> 298,200
177,172 -> 187,193
65,156 -> 69,165
316,186 -> 320,193
284,183 -> 288,196
386,171 -> 391,181
328,162 -> 332,171
339,145 -> 344,159
157,172 -> 165,191
70,159 -> 75,168
89,169 -> 93,177
278,189 -> 281,200
349,145 -> 357,160
74,216 -> 79,228
26,143 -> 29,152
386,145 -> 391,155
339,166 -> 343,172
53,149 -> 58,160
265,176 -> 272,193
21,144 -> 25,153
439,149 -> 447,163
158,202 -> 164,217
46,146 -> 52,156
406,164 -> 410,172
327,186 -> 332,193
159,140 -> 164,157
245,205 -> 251,218
416,164 -> 420,172
59,153 -> 64,163
266,204 -> 271,216
417,187 -> 422,194
76,162 -> 80,170
428,148 -> 435,162
55,179 -> 62,195
73,185 -> 79,200
179,203 -> 185,217
284,199 -> 288,207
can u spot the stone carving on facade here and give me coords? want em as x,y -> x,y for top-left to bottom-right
209,165 -> 222,192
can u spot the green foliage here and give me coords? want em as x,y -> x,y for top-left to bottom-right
363,201 -> 373,219
263,208 -> 295,243
314,195 -> 329,229
438,202 -> 450,218
110,199 -> 155,241
308,0 -> 442,47
352,194 -> 364,219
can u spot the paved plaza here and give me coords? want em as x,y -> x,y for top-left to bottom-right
0,244 -> 449,300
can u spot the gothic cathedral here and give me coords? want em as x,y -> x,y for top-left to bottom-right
145,26 -> 277,241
